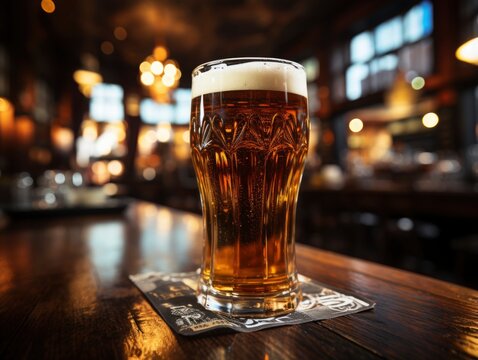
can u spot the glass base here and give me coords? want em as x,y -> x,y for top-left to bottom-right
197,278 -> 301,318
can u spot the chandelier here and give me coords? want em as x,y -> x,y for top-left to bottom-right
139,45 -> 181,103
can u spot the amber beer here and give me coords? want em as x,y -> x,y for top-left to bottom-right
190,58 -> 309,317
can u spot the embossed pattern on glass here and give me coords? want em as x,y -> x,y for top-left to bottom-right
190,89 -> 308,299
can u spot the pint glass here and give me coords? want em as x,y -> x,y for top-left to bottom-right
190,58 -> 309,317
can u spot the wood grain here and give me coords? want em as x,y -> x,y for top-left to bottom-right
0,201 -> 477,359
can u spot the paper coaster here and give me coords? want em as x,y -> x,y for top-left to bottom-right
130,271 -> 375,336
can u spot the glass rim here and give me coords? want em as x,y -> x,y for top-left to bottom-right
192,57 -> 304,77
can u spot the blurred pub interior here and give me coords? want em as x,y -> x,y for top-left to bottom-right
0,0 -> 477,289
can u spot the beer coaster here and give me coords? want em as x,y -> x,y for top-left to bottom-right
129,271 -> 375,336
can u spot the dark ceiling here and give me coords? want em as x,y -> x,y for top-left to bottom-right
95,0 -> 348,74
4,0 -> 353,89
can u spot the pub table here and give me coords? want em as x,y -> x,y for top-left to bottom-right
0,201 -> 477,359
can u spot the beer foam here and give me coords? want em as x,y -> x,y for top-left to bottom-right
192,59 -> 308,98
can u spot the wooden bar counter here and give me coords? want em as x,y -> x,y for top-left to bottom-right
0,201 -> 477,359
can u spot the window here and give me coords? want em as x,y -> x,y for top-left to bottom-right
90,84 -> 124,122
403,1 -> 433,43
350,32 -> 374,63
334,1 -> 434,102
140,99 -> 174,124
375,17 -> 403,54
174,89 -> 192,125
140,88 -> 192,125
346,64 -> 369,100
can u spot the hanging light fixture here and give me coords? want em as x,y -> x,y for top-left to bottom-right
138,45 -> 181,103
456,14 -> 478,66
456,37 -> 478,65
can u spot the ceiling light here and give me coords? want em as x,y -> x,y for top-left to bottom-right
140,72 -> 155,86
138,46 -> 181,102
164,63 -> 177,76
154,46 -> 168,61
139,61 -> 151,73
151,61 -> 164,75
456,37 -> 478,65
162,75 -> 175,87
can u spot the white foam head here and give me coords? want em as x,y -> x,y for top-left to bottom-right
192,58 -> 308,98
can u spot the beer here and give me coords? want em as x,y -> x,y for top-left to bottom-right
190,59 -> 309,317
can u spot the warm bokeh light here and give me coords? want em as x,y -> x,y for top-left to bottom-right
101,41 -> 114,55
149,82 -> 169,103
153,46 -> 168,61
162,75 -> 175,87
157,124 -> 172,143
41,0 -> 55,13
82,120 -> 98,140
456,37 -> 478,65
151,61 -> 164,75
411,76 -> 425,90
126,95 -> 140,117
16,116 -> 35,146
416,152 -> 437,165
422,112 -> 439,128
0,98 -> 14,149
94,136 -> 114,157
73,70 -> 103,97
77,120 -> 105,167
91,161 -> 110,184
0,97 -> 12,112
117,126 -> 127,142
91,161 -> 106,175
139,48 -> 181,101
173,129 -> 191,161
138,128 -> 158,155
349,118 -> 364,133
51,126 -> 74,152
76,119 -> 98,167
73,70 -> 103,85
141,72 -> 155,86
164,63 -> 177,76
103,183 -> 119,196
144,129 -> 158,143
347,134 -> 362,148
143,167 -> 156,181
182,130 -> 190,144
139,61 -> 151,73
107,160 -> 124,176
104,122 -> 127,142
113,26 -> 127,41
88,123 -> 126,158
